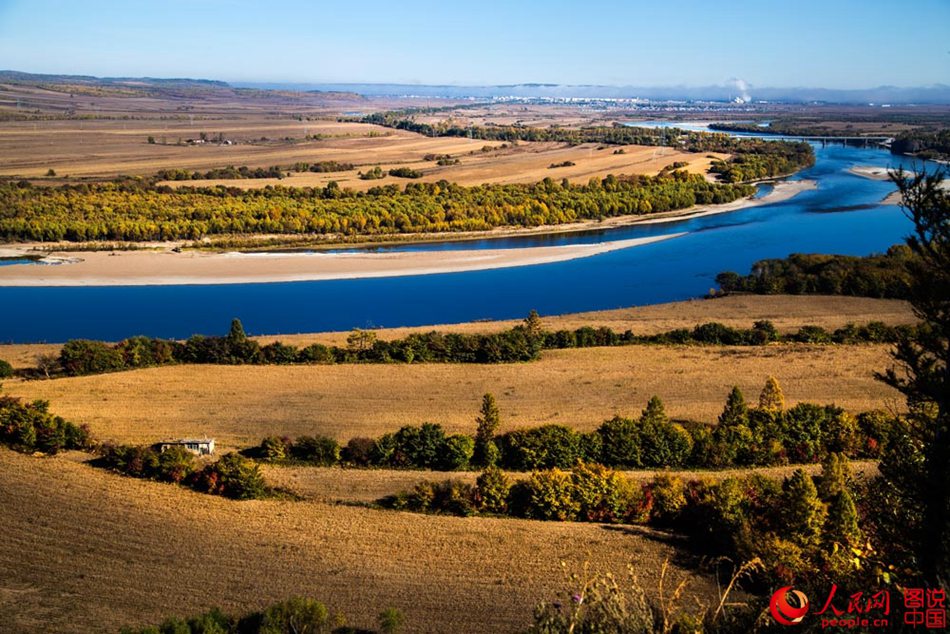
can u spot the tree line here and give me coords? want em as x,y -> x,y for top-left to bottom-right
387,454 -> 865,594
14,315 -> 912,380
715,244 -> 917,299
249,379 -> 896,473
0,170 -> 755,242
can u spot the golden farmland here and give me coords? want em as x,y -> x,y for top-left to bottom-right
0,447 -> 725,633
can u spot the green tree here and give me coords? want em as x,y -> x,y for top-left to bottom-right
780,469 -> 827,550
877,168 -> 950,583
719,386 -> 749,427
227,317 -> 247,343
473,393 -> 501,467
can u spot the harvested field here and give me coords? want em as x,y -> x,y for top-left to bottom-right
0,448 -> 725,633
3,342 -> 900,450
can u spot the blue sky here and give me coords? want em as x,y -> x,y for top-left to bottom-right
0,0 -> 947,88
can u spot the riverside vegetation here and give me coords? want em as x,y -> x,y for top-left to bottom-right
0,171 -> 755,242
9,314 -> 913,380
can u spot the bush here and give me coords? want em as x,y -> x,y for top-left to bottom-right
260,597 -> 331,634
596,416 -> 641,467
59,339 -> 125,375
193,453 -> 268,500
0,396 -> 90,454
571,462 -> 641,523
393,479 -> 475,516
441,434 -> 474,470
646,474 -> 686,525
515,468 -> 579,521
339,436 -> 374,466
0,358 -> 13,378
290,435 -> 340,466
497,425 -> 583,470
157,445 -> 197,483
474,466 -> 511,514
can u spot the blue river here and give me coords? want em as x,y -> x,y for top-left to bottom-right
0,135 -> 938,343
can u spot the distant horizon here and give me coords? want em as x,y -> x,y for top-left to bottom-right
1,0 -> 948,89
5,68 -> 950,105
4,68 -> 950,93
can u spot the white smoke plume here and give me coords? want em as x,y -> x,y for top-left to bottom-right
729,78 -> 751,103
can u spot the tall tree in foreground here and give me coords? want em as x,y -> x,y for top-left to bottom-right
474,393 -> 501,467
877,167 -> 949,584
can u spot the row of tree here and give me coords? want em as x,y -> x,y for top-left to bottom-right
249,380 -> 896,473
28,315 -> 907,380
387,454 -> 864,589
0,170 -> 756,242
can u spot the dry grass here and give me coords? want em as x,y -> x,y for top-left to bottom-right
0,448 -> 724,633
2,342 -> 899,450
0,115 -> 714,185
164,142 -> 722,191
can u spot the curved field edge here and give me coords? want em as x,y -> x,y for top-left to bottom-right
0,447 -> 725,634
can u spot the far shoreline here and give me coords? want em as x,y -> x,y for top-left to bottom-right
0,179 -> 815,287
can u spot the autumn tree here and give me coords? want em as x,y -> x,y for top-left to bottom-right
758,376 -> 786,412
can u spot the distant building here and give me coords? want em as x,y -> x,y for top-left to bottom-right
157,438 -> 215,456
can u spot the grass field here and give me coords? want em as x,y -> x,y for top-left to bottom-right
0,447 -> 728,633
0,296 -> 910,450
1,343 -> 898,451
0,116 -> 716,185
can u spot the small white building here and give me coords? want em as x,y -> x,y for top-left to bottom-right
157,438 -> 215,456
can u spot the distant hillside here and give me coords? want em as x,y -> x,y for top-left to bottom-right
0,70 -> 363,101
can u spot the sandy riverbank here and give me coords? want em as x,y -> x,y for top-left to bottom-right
0,179 -> 814,287
0,233 -> 687,286
849,165 -> 949,205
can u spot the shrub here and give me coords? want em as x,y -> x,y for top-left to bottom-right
571,462 -> 641,523
59,339 -> 125,375
596,416 -> 641,467
516,468 -> 579,521
260,436 -> 292,461
497,425 -> 583,470
474,466 -> 511,514
441,434 -> 474,470
291,435 -> 340,466
854,409 -> 896,457
0,396 -> 89,454
395,479 -> 475,515
342,436 -> 376,466
260,597 -> 331,634
193,453 -> 268,500
647,474 -> 686,525
0,358 -> 13,378
157,445 -> 196,483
